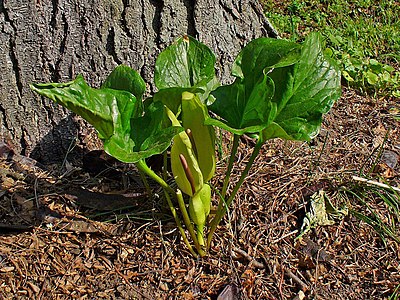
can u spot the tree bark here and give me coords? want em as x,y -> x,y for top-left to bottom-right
0,0 -> 277,164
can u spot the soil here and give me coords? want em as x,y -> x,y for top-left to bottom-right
1,87 -> 399,299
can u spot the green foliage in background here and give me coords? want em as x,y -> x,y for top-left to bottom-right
262,0 -> 400,98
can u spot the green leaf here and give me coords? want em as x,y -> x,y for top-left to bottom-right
102,65 -> 146,101
365,70 -> 379,85
232,37 -> 301,87
31,76 -> 182,163
264,32 -> 341,141
206,74 -> 276,135
154,35 -> 217,93
383,64 -> 395,73
105,101 -> 184,163
342,70 -> 355,82
261,122 -> 293,140
152,87 -> 202,114
102,65 -> 146,113
132,101 -> 181,151
207,38 -> 301,135
208,33 -> 340,140
30,75 -> 138,141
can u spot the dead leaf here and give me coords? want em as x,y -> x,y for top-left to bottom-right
372,123 -> 387,148
242,269 -> 255,297
374,150 -> 399,178
297,190 -> 348,240
381,150 -> 399,169
65,187 -> 146,211
13,194 -> 36,222
28,282 -> 40,294
159,282 -> 169,291
217,284 -> 240,300
292,290 -> 306,300
0,266 -> 15,272
297,237 -> 331,269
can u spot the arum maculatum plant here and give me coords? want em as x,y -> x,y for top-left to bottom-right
31,33 -> 341,257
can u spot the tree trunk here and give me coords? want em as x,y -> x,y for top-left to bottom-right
0,0 -> 277,164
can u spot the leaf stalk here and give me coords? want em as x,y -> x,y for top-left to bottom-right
207,137 -> 263,249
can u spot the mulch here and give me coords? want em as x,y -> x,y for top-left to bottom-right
1,88 -> 399,299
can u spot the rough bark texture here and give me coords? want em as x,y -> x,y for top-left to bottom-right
0,0 -> 277,164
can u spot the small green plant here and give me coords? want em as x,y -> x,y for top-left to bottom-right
344,185 -> 400,244
31,33 -> 341,257
340,55 -> 400,97
390,283 -> 400,300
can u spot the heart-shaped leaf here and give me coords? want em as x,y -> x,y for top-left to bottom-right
262,32 -> 341,141
206,38 -> 301,135
154,35 -> 217,95
207,33 -> 341,141
102,65 -> 146,113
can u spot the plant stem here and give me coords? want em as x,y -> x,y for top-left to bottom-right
163,190 -> 198,257
221,134 -> 240,198
209,134 -> 239,242
226,138 -> 263,208
162,151 -> 168,181
176,190 -> 206,257
138,168 -> 152,197
206,134 -> 239,249
207,138 -> 263,249
136,159 -> 204,257
136,160 -> 175,195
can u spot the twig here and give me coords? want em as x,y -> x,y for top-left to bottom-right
271,230 -> 299,244
285,268 -> 309,292
278,265 -> 284,299
352,175 -> 400,193
233,247 -> 264,269
37,280 -> 47,300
